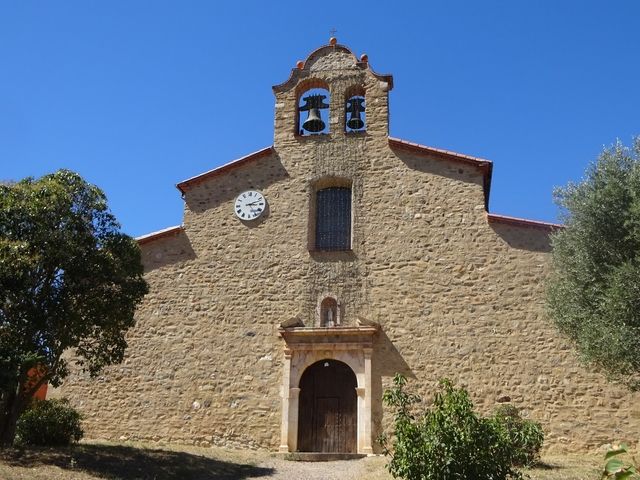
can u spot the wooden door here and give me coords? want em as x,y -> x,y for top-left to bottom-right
315,397 -> 339,452
298,360 -> 357,453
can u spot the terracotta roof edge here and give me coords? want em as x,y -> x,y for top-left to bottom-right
388,137 -> 493,167
389,136 -> 493,209
487,213 -> 563,231
176,146 -> 275,193
136,225 -> 184,245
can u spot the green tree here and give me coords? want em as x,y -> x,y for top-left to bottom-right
548,137 -> 640,389
0,170 -> 148,446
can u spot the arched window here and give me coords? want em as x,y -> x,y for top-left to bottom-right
345,86 -> 366,133
297,81 -> 330,136
315,186 -> 351,251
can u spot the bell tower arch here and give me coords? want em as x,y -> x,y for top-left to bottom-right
272,38 -> 393,148
296,79 -> 330,135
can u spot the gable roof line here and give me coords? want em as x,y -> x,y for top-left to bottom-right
388,137 -> 494,209
148,138 -> 559,245
487,213 -> 562,231
176,146 -> 275,194
388,137 -> 493,168
136,225 -> 184,245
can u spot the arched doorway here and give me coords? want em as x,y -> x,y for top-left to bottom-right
297,359 -> 357,453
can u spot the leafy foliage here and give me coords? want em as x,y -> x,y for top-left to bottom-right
0,170 -> 148,445
490,404 -> 544,467
547,138 -> 640,389
15,398 -> 83,446
381,374 -> 532,480
602,443 -> 640,479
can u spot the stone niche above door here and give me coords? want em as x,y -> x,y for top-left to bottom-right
278,325 -> 378,454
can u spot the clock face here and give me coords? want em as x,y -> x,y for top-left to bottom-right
234,190 -> 266,220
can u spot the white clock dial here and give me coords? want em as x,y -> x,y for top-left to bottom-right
234,190 -> 266,220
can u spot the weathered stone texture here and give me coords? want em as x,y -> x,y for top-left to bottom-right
57,43 -> 639,452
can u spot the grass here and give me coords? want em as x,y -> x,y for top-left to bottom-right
525,454 -> 603,479
0,442 -> 605,480
360,453 -> 604,480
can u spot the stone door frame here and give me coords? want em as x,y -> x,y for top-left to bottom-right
278,326 -> 378,454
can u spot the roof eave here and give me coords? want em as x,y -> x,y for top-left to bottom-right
487,213 -> 563,231
136,225 -> 184,245
388,136 -> 493,207
176,146 -> 275,194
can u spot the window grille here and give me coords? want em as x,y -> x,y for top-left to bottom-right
315,187 -> 351,250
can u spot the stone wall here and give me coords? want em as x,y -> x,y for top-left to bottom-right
57,43 -> 640,453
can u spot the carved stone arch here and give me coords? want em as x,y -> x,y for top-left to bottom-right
345,84 -> 366,100
279,326 -> 378,454
310,175 -> 352,191
291,350 -> 364,390
295,78 -> 331,100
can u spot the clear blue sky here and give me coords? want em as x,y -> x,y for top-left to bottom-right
2,1 -> 638,237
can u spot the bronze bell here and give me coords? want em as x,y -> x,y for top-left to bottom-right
346,97 -> 365,130
299,94 -> 330,133
303,107 -> 324,133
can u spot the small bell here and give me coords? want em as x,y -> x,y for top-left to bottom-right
299,94 -> 330,133
346,97 -> 365,130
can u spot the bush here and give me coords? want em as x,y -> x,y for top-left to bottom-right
602,443 -> 640,479
381,375 -> 527,480
15,398 -> 83,446
490,404 -> 544,467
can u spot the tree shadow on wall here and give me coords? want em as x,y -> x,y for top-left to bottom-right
142,230 -> 197,273
374,329 -> 415,379
370,328 -> 415,454
489,222 -> 553,253
394,148 -> 480,186
1,443 -> 274,480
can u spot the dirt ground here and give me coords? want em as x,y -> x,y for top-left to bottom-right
0,442 -> 605,480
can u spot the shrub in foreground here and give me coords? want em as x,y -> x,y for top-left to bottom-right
381,375 -> 544,480
15,398 -> 83,446
602,443 -> 640,479
490,404 -> 544,467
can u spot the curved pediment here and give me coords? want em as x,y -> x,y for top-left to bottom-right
305,44 -> 359,71
273,40 -> 393,93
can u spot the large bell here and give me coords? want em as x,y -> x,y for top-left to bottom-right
347,111 -> 364,130
302,108 -> 325,133
346,97 -> 365,130
299,94 -> 330,133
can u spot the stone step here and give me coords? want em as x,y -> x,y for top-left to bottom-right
278,452 -> 367,462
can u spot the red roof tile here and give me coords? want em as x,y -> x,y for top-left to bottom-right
388,136 -> 493,209
136,225 -> 184,245
176,146 -> 275,194
389,137 -> 493,168
488,213 -> 562,231
137,138 -> 559,243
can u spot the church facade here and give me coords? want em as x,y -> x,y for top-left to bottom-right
59,40 -> 639,453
